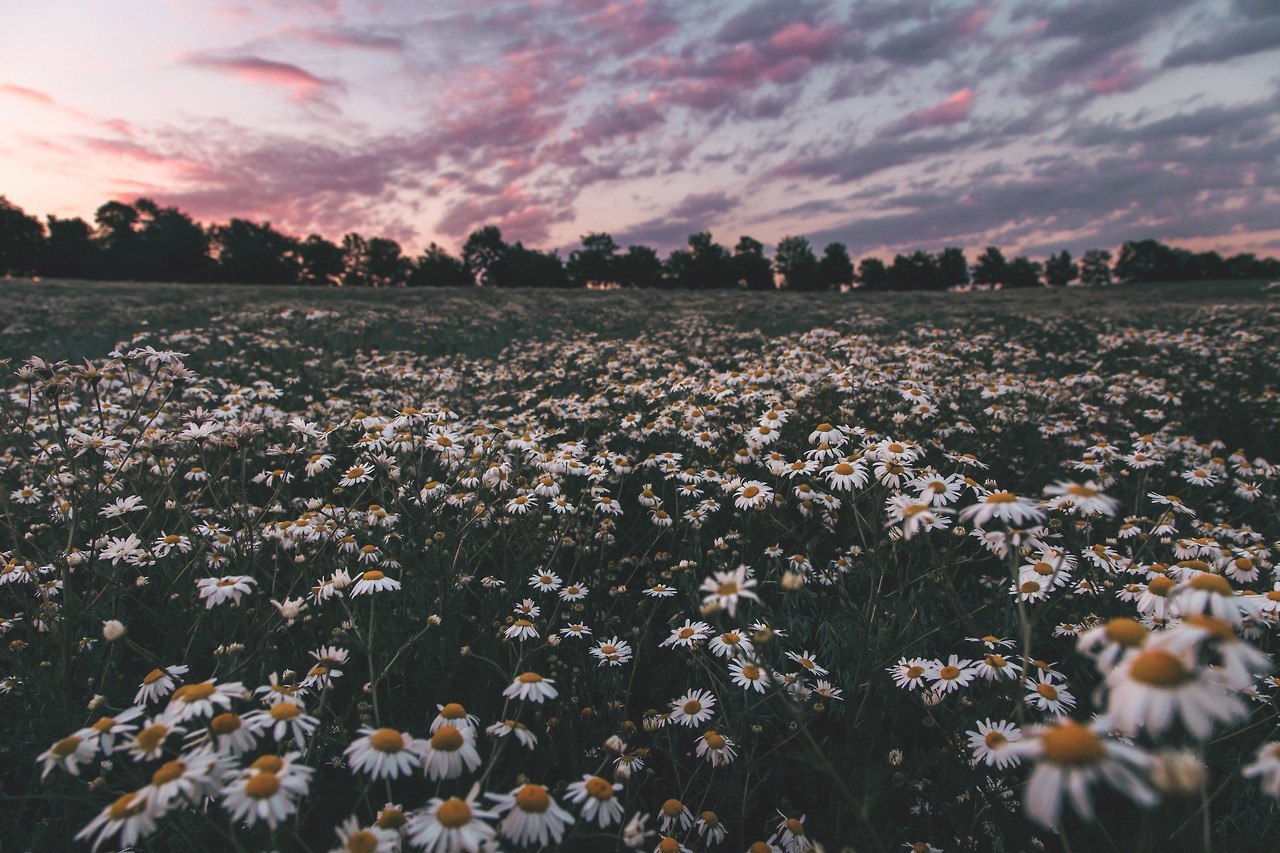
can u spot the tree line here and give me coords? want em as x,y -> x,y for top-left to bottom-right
2,195 -> 1277,289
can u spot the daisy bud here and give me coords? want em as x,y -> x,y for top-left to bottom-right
1151,749 -> 1207,796
67,550 -> 88,566
164,500 -> 177,510
87,693 -> 106,710
781,571 -> 805,591
102,620 -> 126,642
605,735 -> 626,753
428,614 -> 441,625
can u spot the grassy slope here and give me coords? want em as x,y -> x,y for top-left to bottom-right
0,276 -> 1274,361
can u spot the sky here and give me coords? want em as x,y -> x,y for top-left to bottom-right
2,0 -> 1278,259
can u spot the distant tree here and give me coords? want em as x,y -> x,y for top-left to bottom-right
1114,239 -> 1168,283
340,233 -> 370,287
732,236 -> 775,291
857,256 -> 888,290
818,242 -> 855,290
42,215 -> 98,279
936,246 -> 969,289
298,234 -> 345,286
93,200 -> 142,279
408,243 -> 471,287
666,232 -> 734,289
567,232 -> 619,288
209,219 -> 300,284
494,243 -> 570,288
774,235 -> 822,291
462,226 -> 509,287
616,245 -> 663,288
971,245 -> 1007,287
886,251 -> 942,291
1005,255 -> 1043,288
130,199 -> 208,282
364,237 -> 409,287
1079,249 -> 1113,286
0,197 -> 46,276
1044,250 -> 1079,287
1226,252 -> 1280,279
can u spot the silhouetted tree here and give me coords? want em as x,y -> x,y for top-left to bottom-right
0,197 -> 46,276
936,246 -> 969,289
857,256 -> 888,290
971,245 -> 1007,287
616,245 -> 663,288
774,235 -> 822,291
408,243 -> 471,287
298,234 -> 345,286
462,226 -> 508,287
1080,249 -> 1113,286
1005,255 -> 1043,288
93,200 -> 141,279
42,215 -> 98,279
494,243 -> 570,288
1044,250 -> 1079,287
818,242 -> 855,290
567,232 -> 619,288
887,251 -> 941,291
364,238 -> 409,287
733,236 -> 774,291
667,232 -> 734,289
340,233 -> 369,287
1114,239 -> 1167,283
209,219 -> 300,284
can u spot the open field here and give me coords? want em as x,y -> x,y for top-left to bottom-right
1,278 -> 1279,851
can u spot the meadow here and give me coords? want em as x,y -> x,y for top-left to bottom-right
1,278 -> 1278,851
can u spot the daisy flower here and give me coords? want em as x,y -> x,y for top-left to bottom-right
1077,617 -> 1149,673
345,727 -> 425,779
503,672 -> 558,703
967,719 -> 1022,769
1105,643 -> 1246,738
135,664 -> 189,704
421,724 -> 482,780
163,679 -> 243,724
960,491 -> 1045,528
38,731 -> 99,779
350,570 -> 401,596
695,730 -> 737,766
432,702 -> 480,734
670,689 -> 716,727
1043,481 -> 1120,516
709,630 -> 754,659
888,658 -> 930,690
734,480 -> 774,510
528,570 -> 562,592
220,753 -> 313,829
505,619 -> 539,641
659,620 -> 711,649
590,637 -> 634,667
560,622 -> 592,639
565,774 -> 625,828
1243,742 -> 1280,798
1010,718 -> 1155,829
243,701 -> 318,744
926,656 -> 977,694
196,575 -> 257,608
488,784 -> 575,848
786,650 -> 828,677
699,565 -> 759,617
75,790 -> 159,851
1175,571 -> 1248,626
1024,673 -> 1076,715
729,659 -> 772,692
658,798 -> 693,832
407,787 -> 498,853
485,719 -> 537,749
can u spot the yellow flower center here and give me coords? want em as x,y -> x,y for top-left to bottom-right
984,731 -> 1007,749
833,463 -> 854,476
108,791 -> 146,820
717,581 -> 739,595
662,798 -> 684,817
151,759 -> 186,785
51,735 -> 82,758
251,754 -> 284,773
938,665 -> 960,680
431,725 -> 464,751
376,808 -> 407,830
346,831 -> 379,853
905,665 -> 924,679
742,486 -> 759,499
1103,617 -> 1148,646
210,713 -> 242,735
1147,576 -> 1177,597
703,731 -> 727,749
1041,721 -> 1104,766
1188,574 -> 1234,596
270,702 -> 300,721
363,570 -> 385,582
986,491 -> 1018,503
134,724 -> 169,752
517,672 -> 543,683
1036,683 -> 1059,700
369,728 -> 405,753
585,776 -> 614,799
245,772 -> 281,799
91,716 -> 116,733
174,681 -> 216,703
683,700 -> 703,714
1129,648 -> 1195,687
515,784 -> 551,813
436,798 -> 472,827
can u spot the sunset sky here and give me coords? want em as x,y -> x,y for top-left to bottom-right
2,0 -> 1278,258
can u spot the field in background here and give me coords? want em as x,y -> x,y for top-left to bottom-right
1,277 -> 1274,361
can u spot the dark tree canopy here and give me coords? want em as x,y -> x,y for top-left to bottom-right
857,256 -> 889,291
0,197 -> 47,277
971,245 -> 1008,287
818,242 -> 855,291
733,236 -> 775,291
774,235 -> 822,291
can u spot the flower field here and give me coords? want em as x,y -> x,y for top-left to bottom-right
2,280 -> 1279,851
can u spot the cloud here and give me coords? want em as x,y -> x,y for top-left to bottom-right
896,88 -> 975,133
1163,17 -> 1280,67
184,54 -> 342,103
435,183 -> 573,244
615,191 -> 738,250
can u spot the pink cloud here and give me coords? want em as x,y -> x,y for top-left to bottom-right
435,182 -> 571,243
956,6 -> 992,37
897,87 -> 975,133
185,55 -> 340,103
769,22 -> 839,59
1089,55 -> 1146,95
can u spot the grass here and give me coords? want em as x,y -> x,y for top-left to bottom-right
1,277 -> 1274,362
